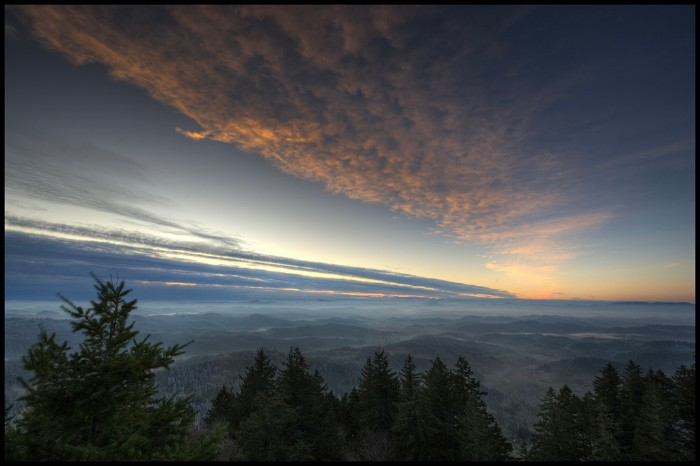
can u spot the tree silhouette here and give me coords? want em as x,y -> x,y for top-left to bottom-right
8,274 -> 221,461
393,354 -> 426,460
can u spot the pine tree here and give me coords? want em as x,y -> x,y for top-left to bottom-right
272,346 -> 343,460
348,350 -> 401,460
451,356 -> 482,402
238,347 -> 277,400
235,393 -> 306,461
392,354 -> 426,460
632,369 -> 676,461
354,348 -> 400,454
587,362 -> 623,460
528,387 -> 560,460
671,360 -> 695,461
416,356 -> 461,460
556,384 -> 587,461
340,386 -> 361,444
4,401 -> 21,461
205,347 -> 277,436
398,353 -> 422,402
529,385 -> 586,461
11,274 -> 221,461
204,385 -> 236,429
618,360 -> 645,459
452,357 -> 511,460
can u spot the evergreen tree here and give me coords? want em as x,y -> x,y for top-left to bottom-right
451,356 -> 482,403
4,401 -> 21,461
632,369 -> 676,461
238,347 -> 277,401
618,360 -> 645,459
398,353 -> 422,402
354,349 -> 400,457
671,360 -> 695,461
529,385 -> 585,461
587,362 -> 623,460
392,354 -> 426,460
416,356 -> 461,460
452,357 -> 511,461
235,393 -> 307,461
556,384 -> 587,461
340,386 -> 361,444
10,274 -> 221,461
273,346 -> 343,461
528,387 -> 559,461
204,385 -> 236,429
204,347 -> 277,437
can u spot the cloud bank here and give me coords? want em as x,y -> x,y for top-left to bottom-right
8,5 -> 614,271
5,218 -> 515,300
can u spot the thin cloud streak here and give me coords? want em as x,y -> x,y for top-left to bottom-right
5,218 -> 515,299
5,127 -> 245,251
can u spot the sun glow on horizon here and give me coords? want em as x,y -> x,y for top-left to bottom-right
6,222 -> 511,300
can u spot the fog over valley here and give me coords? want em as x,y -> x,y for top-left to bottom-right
6,297 -> 694,444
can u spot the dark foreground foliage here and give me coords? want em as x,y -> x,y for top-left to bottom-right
527,359 -> 695,461
4,274 -> 223,461
4,276 -> 695,461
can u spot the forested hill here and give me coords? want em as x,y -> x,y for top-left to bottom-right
6,307 -> 694,445
4,278 -> 695,460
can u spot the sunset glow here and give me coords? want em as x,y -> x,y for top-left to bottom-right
5,5 -> 695,304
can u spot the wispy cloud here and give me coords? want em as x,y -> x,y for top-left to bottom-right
5,219 -> 515,300
5,127 -> 244,251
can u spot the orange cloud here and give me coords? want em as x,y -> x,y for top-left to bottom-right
10,5 -> 613,292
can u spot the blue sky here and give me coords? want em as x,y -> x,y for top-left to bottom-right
4,5 -> 695,303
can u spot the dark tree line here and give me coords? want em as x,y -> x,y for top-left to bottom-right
527,359 -> 695,461
4,276 -> 696,461
205,348 -> 512,461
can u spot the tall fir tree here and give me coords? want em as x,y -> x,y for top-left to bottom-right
238,347 -> 277,401
397,353 -> 422,402
529,385 -> 586,461
671,360 -> 695,461
234,392 -> 306,461
452,357 -> 511,461
392,354 -> 427,460
204,347 -> 277,436
618,360 -> 645,459
631,369 -> 676,461
354,349 -> 400,452
416,356 -> 461,460
273,346 -> 343,461
587,362 -> 623,460
529,358 -> 696,462
556,384 -> 587,461
528,387 -> 559,460
204,385 -> 236,429
9,274 -> 221,461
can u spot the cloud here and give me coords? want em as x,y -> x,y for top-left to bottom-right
9,7 -> 565,230
9,5 -> 632,291
5,127 -> 244,251
5,221 -> 515,300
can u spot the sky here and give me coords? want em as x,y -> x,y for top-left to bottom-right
4,5 -> 695,304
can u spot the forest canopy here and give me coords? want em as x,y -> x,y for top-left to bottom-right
4,276 -> 695,461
